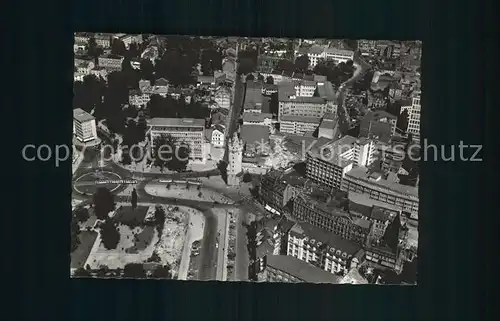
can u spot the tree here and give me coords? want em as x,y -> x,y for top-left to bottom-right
257,73 -> 264,82
242,172 -> 252,183
74,207 -> 90,222
70,219 -> 80,252
140,59 -> 155,81
200,49 -> 223,75
152,134 -> 190,172
217,160 -> 228,184
294,54 -> 310,72
151,265 -> 172,279
275,59 -> 295,73
246,74 -> 255,82
123,263 -> 146,278
131,188 -> 138,209
99,219 -> 120,250
73,267 -> 92,277
93,187 -> 115,220
153,205 -> 166,235
111,39 -> 127,56
265,76 -> 274,85
127,42 -> 141,58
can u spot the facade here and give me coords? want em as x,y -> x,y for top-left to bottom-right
378,141 -> 406,173
227,132 -> 243,186
406,91 -> 421,142
98,54 -> 124,71
278,94 -> 334,121
279,115 -> 321,135
210,125 -> 225,148
341,166 -> 419,219
129,79 -> 169,107
287,221 -> 364,276
261,255 -> 340,284
318,113 -> 340,140
73,108 -> 98,143
214,86 -> 231,110
94,33 -> 113,48
295,46 -> 354,68
292,192 -> 370,244
242,112 -> 273,126
305,136 -> 375,189
118,34 -> 143,49
323,48 -> 355,64
293,80 -> 317,97
148,118 -> 206,162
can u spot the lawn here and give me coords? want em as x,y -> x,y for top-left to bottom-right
114,206 -> 149,226
70,231 -> 98,269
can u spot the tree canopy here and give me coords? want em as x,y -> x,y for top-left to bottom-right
151,264 -> 173,279
100,219 -> 120,250
152,134 -> 190,172
93,187 -> 115,220
123,263 -> 146,278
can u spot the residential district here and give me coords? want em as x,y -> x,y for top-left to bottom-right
71,34 -> 420,284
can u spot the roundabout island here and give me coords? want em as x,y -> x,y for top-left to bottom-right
73,170 -> 124,195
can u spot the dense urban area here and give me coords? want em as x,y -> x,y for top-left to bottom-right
71,33 -> 420,284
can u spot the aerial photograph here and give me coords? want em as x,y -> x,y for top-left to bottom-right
71,33 -> 420,284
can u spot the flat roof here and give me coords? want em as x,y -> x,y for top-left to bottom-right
266,255 -> 340,284
240,124 -> 270,146
148,118 -> 205,127
243,112 -> 272,122
307,135 -> 358,168
348,192 -> 403,213
280,115 -> 322,124
73,108 -> 95,122
345,166 -> 419,198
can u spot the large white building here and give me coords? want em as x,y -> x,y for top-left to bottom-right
73,108 -> 98,143
295,45 -> 354,68
148,118 -> 206,163
98,54 -> 124,71
305,136 -> 375,189
279,115 -> 321,135
406,91 -> 421,142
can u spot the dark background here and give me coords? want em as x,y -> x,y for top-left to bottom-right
7,0 -> 494,320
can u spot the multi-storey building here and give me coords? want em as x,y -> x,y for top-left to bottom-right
292,80 -> 317,97
128,79 -> 169,107
209,125 -> 225,148
94,33 -> 113,48
365,213 -> 404,272
260,255 -> 340,283
213,86 -> 231,110
287,221 -> 364,276
98,54 -> 124,71
305,135 -> 375,189
242,112 -> 273,126
341,166 -> 419,219
378,141 -> 406,173
318,113 -> 340,140
73,108 -> 98,143
348,192 -> 401,241
117,34 -> 143,49
279,115 -> 321,135
292,191 -> 371,245
359,110 -> 398,140
323,48 -> 355,64
406,91 -> 421,142
243,82 -> 264,113
295,45 -> 354,68
148,118 -> 206,163
74,32 -> 91,45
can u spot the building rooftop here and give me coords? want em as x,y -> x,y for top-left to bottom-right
348,192 -> 403,214
243,112 -> 272,122
240,124 -> 270,146
306,135 -> 358,168
73,108 -> 95,122
148,118 -> 205,127
265,255 -> 340,284
278,90 -> 326,104
290,221 -> 362,256
280,115 -> 322,124
324,48 -> 354,56
316,81 -> 337,101
345,167 -> 419,198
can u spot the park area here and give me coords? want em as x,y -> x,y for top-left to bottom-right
144,182 -> 233,204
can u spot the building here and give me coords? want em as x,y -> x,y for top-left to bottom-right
378,141 -> 406,173
118,34 -> 143,49
341,166 -> 419,219
292,80 -> 317,97
318,113 -> 340,140
292,191 -> 370,245
227,132 -> 243,186
94,33 -> 113,48
74,32 -> 91,45
323,48 -> 355,64
242,112 -> 273,126
287,221 -> 364,276
359,110 -> 398,141
197,75 -> 215,87
74,59 -> 95,76
305,136 -> 375,189
98,54 -> 124,71
129,79 -> 169,107
348,192 -> 401,241
365,213 -> 404,272
213,86 -> 231,110
148,118 -> 206,163
406,91 -> 421,142
278,91 -> 335,122
243,82 -> 264,113
73,108 -> 98,143
261,83 -> 278,95
89,66 -> 107,80
210,125 -> 225,148
279,115 -> 321,135
260,255 -> 340,284
339,268 -> 369,284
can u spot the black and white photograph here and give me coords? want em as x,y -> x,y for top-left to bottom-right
71,34 -> 420,284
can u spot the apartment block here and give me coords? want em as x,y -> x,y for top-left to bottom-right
73,108 -> 97,143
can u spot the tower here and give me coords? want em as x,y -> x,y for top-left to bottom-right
227,132 -> 243,186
